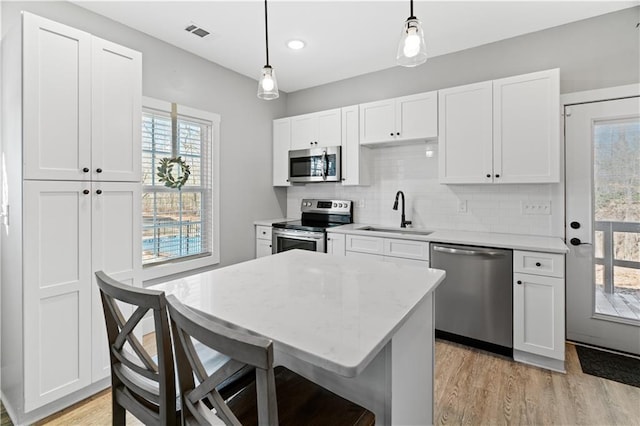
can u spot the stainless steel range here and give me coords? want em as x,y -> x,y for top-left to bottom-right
272,199 -> 353,254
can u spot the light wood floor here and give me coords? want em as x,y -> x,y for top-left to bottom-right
11,339 -> 639,425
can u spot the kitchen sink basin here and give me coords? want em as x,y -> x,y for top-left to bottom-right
356,226 -> 433,236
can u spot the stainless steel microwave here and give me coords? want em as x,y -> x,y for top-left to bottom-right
288,146 -> 341,183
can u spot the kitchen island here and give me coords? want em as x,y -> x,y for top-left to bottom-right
151,249 -> 446,425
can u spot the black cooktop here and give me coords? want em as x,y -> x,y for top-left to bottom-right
272,219 -> 347,233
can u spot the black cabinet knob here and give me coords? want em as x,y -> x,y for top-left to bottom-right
396,132 -> 400,136
517,280 -> 522,285
570,237 -> 582,246
96,189 -> 103,195
486,174 -> 491,178
390,132 -> 394,136
570,221 -> 581,229
495,174 -> 500,178
83,167 -> 90,173
83,189 -> 90,195
96,168 -> 102,173
535,262 -> 541,267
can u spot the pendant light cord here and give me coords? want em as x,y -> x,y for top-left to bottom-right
410,0 -> 413,17
264,0 -> 270,66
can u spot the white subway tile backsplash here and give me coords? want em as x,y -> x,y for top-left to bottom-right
287,144 -> 564,237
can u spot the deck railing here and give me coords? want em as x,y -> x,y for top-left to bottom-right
594,220 -> 640,294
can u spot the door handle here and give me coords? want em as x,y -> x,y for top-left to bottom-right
321,150 -> 327,180
570,238 -> 592,246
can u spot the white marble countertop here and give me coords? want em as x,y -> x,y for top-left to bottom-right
253,217 -> 296,226
150,249 -> 445,377
329,224 -> 569,254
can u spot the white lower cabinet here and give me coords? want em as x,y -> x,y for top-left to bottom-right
255,225 -> 273,258
23,181 -> 141,410
326,233 -> 346,256
345,234 -> 429,265
513,250 -> 565,372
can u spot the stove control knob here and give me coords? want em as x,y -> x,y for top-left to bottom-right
339,203 -> 343,207
333,203 -> 337,207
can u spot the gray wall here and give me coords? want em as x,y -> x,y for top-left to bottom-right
2,1 -> 288,271
286,6 -> 640,115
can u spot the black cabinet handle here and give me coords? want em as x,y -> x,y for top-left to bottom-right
96,168 -> 103,173
495,174 -> 500,178
396,132 -> 400,136
486,174 -> 491,178
83,167 -> 90,173
535,262 -> 541,267
390,132 -> 394,136
570,221 -> 581,229
517,280 -> 522,285
96,189 -> 103,195
83,189 -> 90,195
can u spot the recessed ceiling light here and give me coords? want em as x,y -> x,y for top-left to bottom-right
287,40 -> 305,50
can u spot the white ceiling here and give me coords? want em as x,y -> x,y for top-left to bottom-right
73,1 -> 639,93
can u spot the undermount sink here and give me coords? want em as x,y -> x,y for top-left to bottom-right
356,226 -> 433,236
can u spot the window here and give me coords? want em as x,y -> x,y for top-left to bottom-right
141,98 -> 219,280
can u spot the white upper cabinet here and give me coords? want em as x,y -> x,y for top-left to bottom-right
23,13 -> 92,181
91,38 -> 142,182
22,13 -> 142,182
273,118 -> 291,186
438,81 -> 493,184
493,69 -> 560,183
360,91 -> 438,145
438,69 -> 560,184
290,108 -> 341,150
341,105 -> 370,186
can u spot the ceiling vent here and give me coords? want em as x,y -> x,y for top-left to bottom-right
185,23 -> 210,38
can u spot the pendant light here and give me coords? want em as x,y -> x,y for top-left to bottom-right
396,0 -> 427,67
257,0 -> 279,100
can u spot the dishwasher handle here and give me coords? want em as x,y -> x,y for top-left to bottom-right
432,245 -> 507,257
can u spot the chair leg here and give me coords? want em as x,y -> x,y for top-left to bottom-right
112,398 -> 126,426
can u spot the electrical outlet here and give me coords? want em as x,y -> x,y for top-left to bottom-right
522,201 -> 551,215
457,200 -> 468,213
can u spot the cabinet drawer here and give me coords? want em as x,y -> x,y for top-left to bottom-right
383,256 -> 428,268
345,251 -> 384,262
384,238 -> 429,261
514,251 -> 564,278
346,235 -> 384,255
256,226 -> 272,240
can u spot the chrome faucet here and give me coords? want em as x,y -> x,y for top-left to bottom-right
392,191 -> 412,228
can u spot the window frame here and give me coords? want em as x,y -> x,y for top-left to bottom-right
141,97 -> 220,283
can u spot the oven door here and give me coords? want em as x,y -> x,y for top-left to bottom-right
272,228 -> 326,254
288,146 -> 341,183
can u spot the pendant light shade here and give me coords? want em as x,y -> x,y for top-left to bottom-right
258,65 -> 279,100
396,0 -> 427,67
257,0 -> 279,100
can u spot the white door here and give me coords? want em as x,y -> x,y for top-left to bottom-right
91,37 -> 142,182
396,91 -> 438,141
359,99 -> 396,144
23,181 -> 93,410
565,95 -> 640,354
438,81 -> 493,184
493,69 -> 560,183
91,182 -> 142,381
22,12 -> 92,181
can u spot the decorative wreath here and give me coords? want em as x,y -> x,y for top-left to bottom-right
157,157 -> 191,190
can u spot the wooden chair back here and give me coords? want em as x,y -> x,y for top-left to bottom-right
166,294 -> 278,425
95,271 -> 177,426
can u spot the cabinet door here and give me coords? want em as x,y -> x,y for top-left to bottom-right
493,69 -> 560,183
513,273 -> 565,360
315,108 -> 342,148
256,238 -> 273,258
327,233 -> 346,256
23,181 -> 92,411
438,81 -> 493,184
91,182 -> 142,381
396,91 -> 438,141
345,251 -> 384,262
23,12 -> 92,181
273,118 -> 291,186
290,113 -> 317,150
345,234 -> 384,255
341,105 -> 370,186
359,99 -> 396,145
92,37 -> 142,182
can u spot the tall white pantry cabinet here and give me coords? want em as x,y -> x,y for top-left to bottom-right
1,12 -> 142,424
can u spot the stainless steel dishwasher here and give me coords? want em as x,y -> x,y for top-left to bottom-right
430,243 -> 513,356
